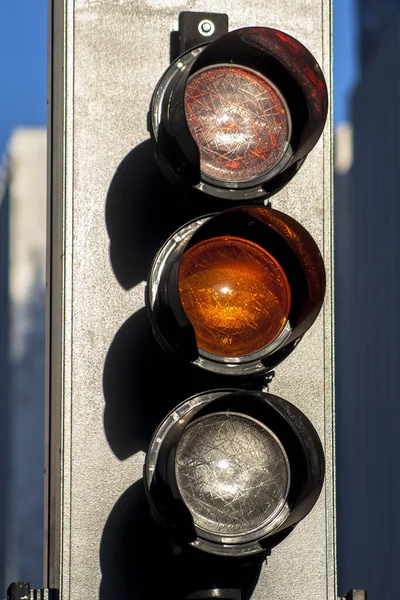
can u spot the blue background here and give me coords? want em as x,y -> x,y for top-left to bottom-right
334,0 -> 358,123
0,0 -> 47,156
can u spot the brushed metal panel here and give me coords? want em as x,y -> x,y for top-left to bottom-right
47,1 -> 334,598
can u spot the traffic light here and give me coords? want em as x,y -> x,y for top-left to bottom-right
140,22 -> 329,585
146,205 -> 325,375
42,4 -> 347,600
149,26 -> 328,201
145,389 -> 325,557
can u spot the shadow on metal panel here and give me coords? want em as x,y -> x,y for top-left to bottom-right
102,307 -> 266,460
105,139 -> 234,291
99,479 -> 263,600
103,144 -> 266,460
102,138 -> 270,598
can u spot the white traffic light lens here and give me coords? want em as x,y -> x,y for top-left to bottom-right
175,412 -> 290,537
178,235 -> 291,357
184,65 -> 290,183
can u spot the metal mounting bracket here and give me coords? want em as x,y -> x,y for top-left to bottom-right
170,11 -> 228,62
7,583 -> 59,600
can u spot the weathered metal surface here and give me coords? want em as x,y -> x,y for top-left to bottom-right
47,1 -> 334,598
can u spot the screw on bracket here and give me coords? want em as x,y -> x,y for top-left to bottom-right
198,19 -> 216,37
178,12 -> 228,55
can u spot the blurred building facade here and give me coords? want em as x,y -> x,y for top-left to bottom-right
0,129 -> 46,594
0,151 -> 10,598
358,0 -> 400,66
336,10 -> 400,600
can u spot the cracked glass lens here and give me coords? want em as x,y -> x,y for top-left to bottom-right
175,412 -> 289,536
178,236 -> 291,357
184,65 -> 290,183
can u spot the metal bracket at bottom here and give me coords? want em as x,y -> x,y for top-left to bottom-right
7,583 -> 59,600
8,581 -> 366,599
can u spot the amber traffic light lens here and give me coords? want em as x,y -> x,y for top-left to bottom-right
184,65 -> 290,184
178,236 -> 291,357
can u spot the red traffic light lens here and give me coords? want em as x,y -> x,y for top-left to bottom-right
178,235 -> 291,357
184,65 -> 291,184
150,27 -> 328,200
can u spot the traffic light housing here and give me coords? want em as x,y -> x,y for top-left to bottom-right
143,15 -> 329,589
45,5 -> 340,600
149,26 -> 328,201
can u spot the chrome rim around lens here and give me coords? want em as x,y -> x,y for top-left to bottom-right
145,391 -> 291,554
